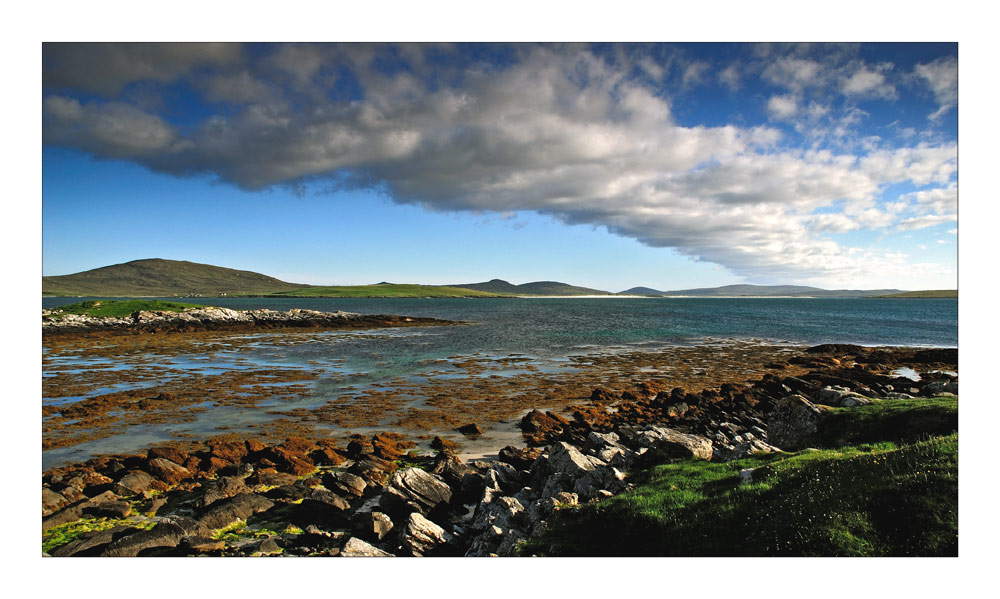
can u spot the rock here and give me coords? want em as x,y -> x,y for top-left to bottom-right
340,537 -> 393,557
457,423 -> 484,436
101,520 -> 187,557
308,446 -> 347,466
256,536 -> 282,555
584,431 -> 621,451
768,395 -> 825,450
627,427 -> 714,461
400,512 -> 454,556
431,436 -> 460,454
146,446 -> 189,465
497,445 -> 540,471
246,470 -> 298,489
147,458 -> 192,485
180,536 -> 226,553
839,395 -> 873,407
198,475 -> 251,508
355,511 -> 394,541
113,470 -> 157,496
349,455 -> 397,487
371,432 -> 413,460
380,468 -> 453,519
519,409 -> 565,435
322,471 -> 368,498
83,500 -> 132,519
484,462 -> 524,495
197,493 -> 275,531
42,490 -> 119,531
42,488 -> 69,516
49,526 -> 131,557
924,380 -> 958,395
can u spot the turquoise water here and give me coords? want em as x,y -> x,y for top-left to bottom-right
42,296 -> 958,350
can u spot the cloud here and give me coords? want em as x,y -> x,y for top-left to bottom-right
841,62 -> 897,99
43,43 -> 242,96
915,56 -> 957,121
42,43 -> 958,287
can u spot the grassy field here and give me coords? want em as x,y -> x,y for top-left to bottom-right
523,396 -> 958,557
44,299 -> 200,319
265,283 -> 506,298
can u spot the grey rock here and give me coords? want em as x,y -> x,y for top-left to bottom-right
42,488 -> 69,516
83,500 -> 132,519
198,475 -> 250,508
49,525 -> 132,557
400,512 -> 453,556
323,471 -> 368,498
629,426 -> 714,461
340,537 -> 393,557
113,470 -> 156,496
768,395 -> 825,450
379,468 -> 453,518
101,521 -> 186,557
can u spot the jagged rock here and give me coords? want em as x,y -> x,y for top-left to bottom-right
768,395 -> 825,450
147,446 -> 189,465
256,536 -> 282,554
457,423 -> 483,436
180,536 -> 226,552
42,488 -> 69,516
885,392 -> 915,399
811,386 -> 871,407
349,455 -> 397,487
322,471 -> 368,498
840,395 -> 873,407
355,511 -> 394,541
484,462 -> 523,495
42,490 -> 118,531
380,468 -> 453,518
627,426 -> 714,461
400,512 -> 454,556
340,537 -> 393,557
924,380 -> 958,395
197,493 -> 275,531
49,525 -> 133,557
498,445 -> 539,471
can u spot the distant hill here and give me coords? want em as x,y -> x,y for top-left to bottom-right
42,258 -> 309,297
660,284 -> 906,298
877,290 -> 957,298
269,284 -> 504,298
450,279 -> 612,296
619,287 -> 664,296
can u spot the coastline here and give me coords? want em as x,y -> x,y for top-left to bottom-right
41,342 -> 957,556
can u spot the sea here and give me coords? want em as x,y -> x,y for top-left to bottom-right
41,297 -> 957,468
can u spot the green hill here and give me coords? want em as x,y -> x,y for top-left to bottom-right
267,283 -> 505,298
450,279 -> 612,296
662,284 -> 905,297
42,258 -> 308,297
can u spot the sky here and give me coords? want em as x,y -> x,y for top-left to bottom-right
41,41 -> 958,291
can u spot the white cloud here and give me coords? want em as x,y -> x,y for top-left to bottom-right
915,56 -> 957,121
42,43 -> 959,287
841,62 -> 897,99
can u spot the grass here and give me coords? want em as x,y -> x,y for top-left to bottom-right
44,299 -> 200,319
266,283 -> 506,298
523,395 -> 958,557
877,290 -> 957,298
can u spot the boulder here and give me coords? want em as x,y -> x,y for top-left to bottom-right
628,427 -> 714,461
83,499 -> 132,519
768,395 -> 825,450
113,470 -> 157,496
49,525 -> 131,557
147,458 -> 192,485
42,488 -> 69,516
197,493 -> 275,531
198,475 -> 251,508
399,512 -> 454,556
340,537 -> 393,557
355,511 -> 394,541
924,380 -> 958,395
322,471 -> 368,498
379,468 -> 453,518
457,423 -> 484,436
146,446 -> 189,465
349,455 -> 397,487
100,520 -> 187,557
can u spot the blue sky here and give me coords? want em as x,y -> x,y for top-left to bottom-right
42,41 -> 958,291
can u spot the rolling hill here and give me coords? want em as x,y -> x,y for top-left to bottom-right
42,259 -> 309,297
449,279 -> 612,296
658,284 -> 906,298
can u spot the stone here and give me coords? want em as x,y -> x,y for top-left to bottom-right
355,511 -> 394,541
430,436 -> 460,454
113,470 -> 156,496
519,409 -> 565,435
340,537 -> 393,557
42,488 -> 69,516
147,457 -> 192,485
197,493 -> 275,531
349,455 -> 397,487
380,468 -> 453,518
768,395 -> 825,450
180,536 -> 226,552
49,526 -> 131,557
457,423 -> 483,436
83,500 -> 132,519
101,521 -> 187,557
400,512 -> 454,556
198,475 -> 251,508
256,536 -> 282,554
42,490 -> 119,531
924,380 -> 958,395
628,427 -> 714,461
497,445 -> 539,471
147,446 -> 189,465
322,471 -> 368,498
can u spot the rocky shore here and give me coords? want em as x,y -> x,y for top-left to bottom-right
42,305 -> 456,336
41,344 -> 957,557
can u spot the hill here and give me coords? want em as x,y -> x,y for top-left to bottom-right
619,287 -> 664,296
450,279 -> 612,296
661,284 -> 905,298
877,290 -> 957,298
42,259 -> 309,297
267,284 -> 504,298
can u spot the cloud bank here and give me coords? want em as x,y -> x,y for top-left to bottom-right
42,43 -> 958,287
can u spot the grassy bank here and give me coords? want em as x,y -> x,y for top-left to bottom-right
523,396 -> 958,557
44,299 -> 200,319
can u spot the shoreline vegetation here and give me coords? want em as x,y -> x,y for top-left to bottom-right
41,308 -> 959,556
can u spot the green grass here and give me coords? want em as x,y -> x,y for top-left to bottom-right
523,434 -> 957,556
812,396 -> 957,447
45,299 -> 200,319
523,396 -> 959,557
266,283 -> 506,298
